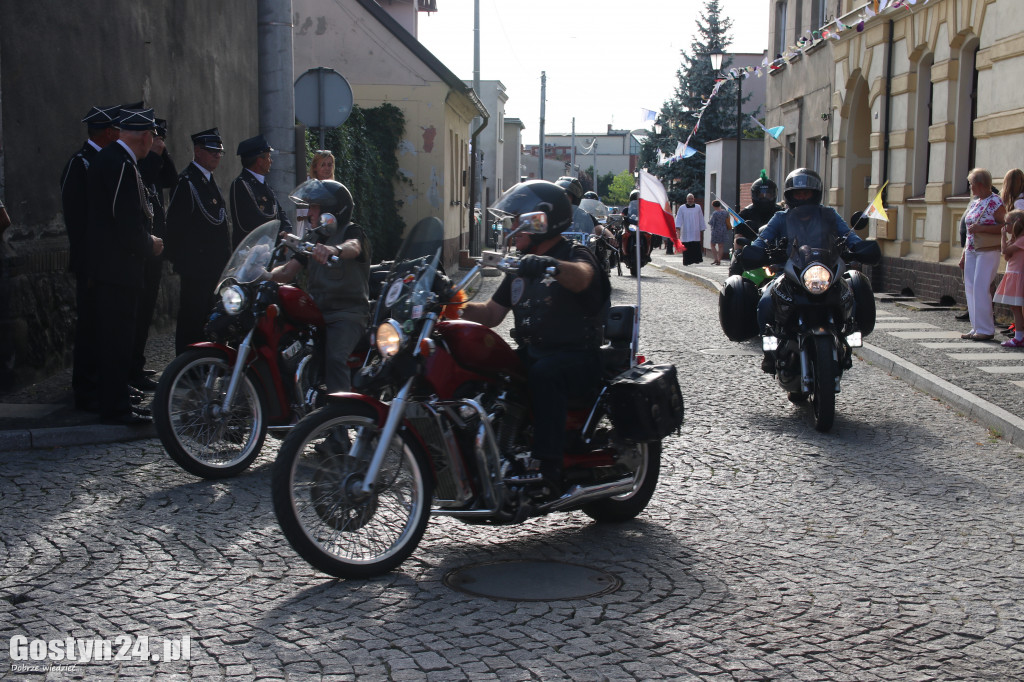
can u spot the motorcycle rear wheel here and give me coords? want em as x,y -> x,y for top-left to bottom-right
582,441 -> 661,522
272,403 -> 433,579
154,348 -> 267,479
810,336 -> 837,432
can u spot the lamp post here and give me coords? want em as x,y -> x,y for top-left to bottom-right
710,50 -> 742,210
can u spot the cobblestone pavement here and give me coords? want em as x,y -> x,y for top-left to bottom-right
3,264 -> 1024,680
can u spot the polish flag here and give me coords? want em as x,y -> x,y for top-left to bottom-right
638,169 -> 683,251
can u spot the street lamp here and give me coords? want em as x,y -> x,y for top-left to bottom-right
710,50 -> 742,210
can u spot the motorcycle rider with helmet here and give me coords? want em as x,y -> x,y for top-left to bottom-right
620,188 -> 655,262
461,180 -> 611,487
556,176 -> 616,241
741,168 -> 880,373
728,170 -> 785,275
264,179 -> 370,392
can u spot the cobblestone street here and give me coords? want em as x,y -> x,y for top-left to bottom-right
3,266 -> 1024,680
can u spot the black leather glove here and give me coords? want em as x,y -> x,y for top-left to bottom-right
740,243 -> 768,270
518,254 -> 560,279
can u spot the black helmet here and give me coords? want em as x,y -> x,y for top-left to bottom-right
629,189 -> 640,202
555,176 -> 584,205
750,169 -> 778,209
783,168 -> 823,208
489,180 -> 573,243
583,190 -> 599,200
290,179 -> 354,225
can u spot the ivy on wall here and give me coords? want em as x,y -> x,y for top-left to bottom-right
307,103 -> 408,262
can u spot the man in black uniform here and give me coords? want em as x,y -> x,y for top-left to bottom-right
165,128 -> 232,354
61,104 -> 122,411
229,134 -> 291,247
131,117 -> 178,390
461,180 -> 611,486
85,108 -> 164,425
728,170 -> 785,276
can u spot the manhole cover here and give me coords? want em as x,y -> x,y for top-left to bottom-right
700,347 -> 760,356
443,560 -> 622,601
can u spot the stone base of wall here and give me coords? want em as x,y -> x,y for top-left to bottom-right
872,254 -> 1014,324
0,241 -> 178,393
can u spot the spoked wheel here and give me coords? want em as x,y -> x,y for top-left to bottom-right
153,348 -> 267,479
271,403 -> 433,579
810,335 -> 837,432
582,441 -> 661,522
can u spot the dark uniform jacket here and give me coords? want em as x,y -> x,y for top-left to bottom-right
84,142 -> 154,287
139,148 -> 178,240
60,141 -> 100,274
164,162 -> 232,280
229,169 -> 291,247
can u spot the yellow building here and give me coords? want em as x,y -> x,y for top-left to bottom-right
766,0 -> 1020,301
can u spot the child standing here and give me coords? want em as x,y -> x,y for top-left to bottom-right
995,210 -> 1024,347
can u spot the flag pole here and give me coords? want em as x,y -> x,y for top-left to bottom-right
632,180 -> 643,366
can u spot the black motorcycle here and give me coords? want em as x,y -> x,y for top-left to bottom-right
743,205 -> 877,432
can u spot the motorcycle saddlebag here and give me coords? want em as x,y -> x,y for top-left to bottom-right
606,362 -> 684,443
718,274 -> 760,342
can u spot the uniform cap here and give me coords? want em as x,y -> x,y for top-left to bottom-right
191,128 -> 225,152
117,108 -> 158,132
236,134 -> 274,157
81,105 -> 121,129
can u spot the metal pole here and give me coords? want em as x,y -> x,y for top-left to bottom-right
257,0 -> 296,223
593,141 -> 598,195
571,118 -> 576,177
317,67 -> 326,150
735,76 -> 742,210
539,72 -> 546,180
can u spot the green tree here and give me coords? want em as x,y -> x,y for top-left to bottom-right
607,170 -> 636,205
640,0 -> 758,204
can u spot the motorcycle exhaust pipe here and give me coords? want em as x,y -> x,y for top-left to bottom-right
537,475 -> 636,513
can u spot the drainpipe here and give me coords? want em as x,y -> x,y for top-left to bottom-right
882,19 -> 894,204
469,93 -> 489,256
257,0 -> 296,221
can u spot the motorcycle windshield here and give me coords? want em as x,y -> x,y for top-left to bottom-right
375,217 -> 445,326
784,206 -> 842,271
579,198 -> 608,220
217,220 -> 281,290
395,217 -> 444,263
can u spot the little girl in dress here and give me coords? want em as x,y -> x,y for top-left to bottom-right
995,210 -> 1024,347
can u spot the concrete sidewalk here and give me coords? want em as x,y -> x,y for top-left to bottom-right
650,250 -> 1024,447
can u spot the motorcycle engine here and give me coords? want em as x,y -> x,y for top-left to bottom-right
278,331 -> 319,408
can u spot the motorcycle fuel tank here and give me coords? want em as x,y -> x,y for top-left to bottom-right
436,320 -> 524,379
277,285 -> 325,326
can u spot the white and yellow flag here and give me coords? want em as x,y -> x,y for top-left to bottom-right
864,181 -> 889,222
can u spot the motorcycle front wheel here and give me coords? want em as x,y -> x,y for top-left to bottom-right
582,441 -> 661,522
810,335 -> 837,432
153,348 -> 267,479
272,403 -> 433,579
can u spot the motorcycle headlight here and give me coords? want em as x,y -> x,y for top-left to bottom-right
802,265 -> 832,294
375,320 -> 405,357
221,285 -> 247,315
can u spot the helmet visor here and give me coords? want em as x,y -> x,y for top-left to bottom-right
787,173 -> 822,193
288,179 -> 333,206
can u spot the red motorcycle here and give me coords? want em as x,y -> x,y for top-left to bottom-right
271,217 -> 684,578
154,220 -> 347,479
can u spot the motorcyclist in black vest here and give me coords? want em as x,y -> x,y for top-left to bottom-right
741,168 -> 880,372
728,170 -> 785,275
461,180 -> 611,486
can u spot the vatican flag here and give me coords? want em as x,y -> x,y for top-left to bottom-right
864,181 -> 889,222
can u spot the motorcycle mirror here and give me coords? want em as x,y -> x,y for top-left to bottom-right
850,211 -> 869,231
